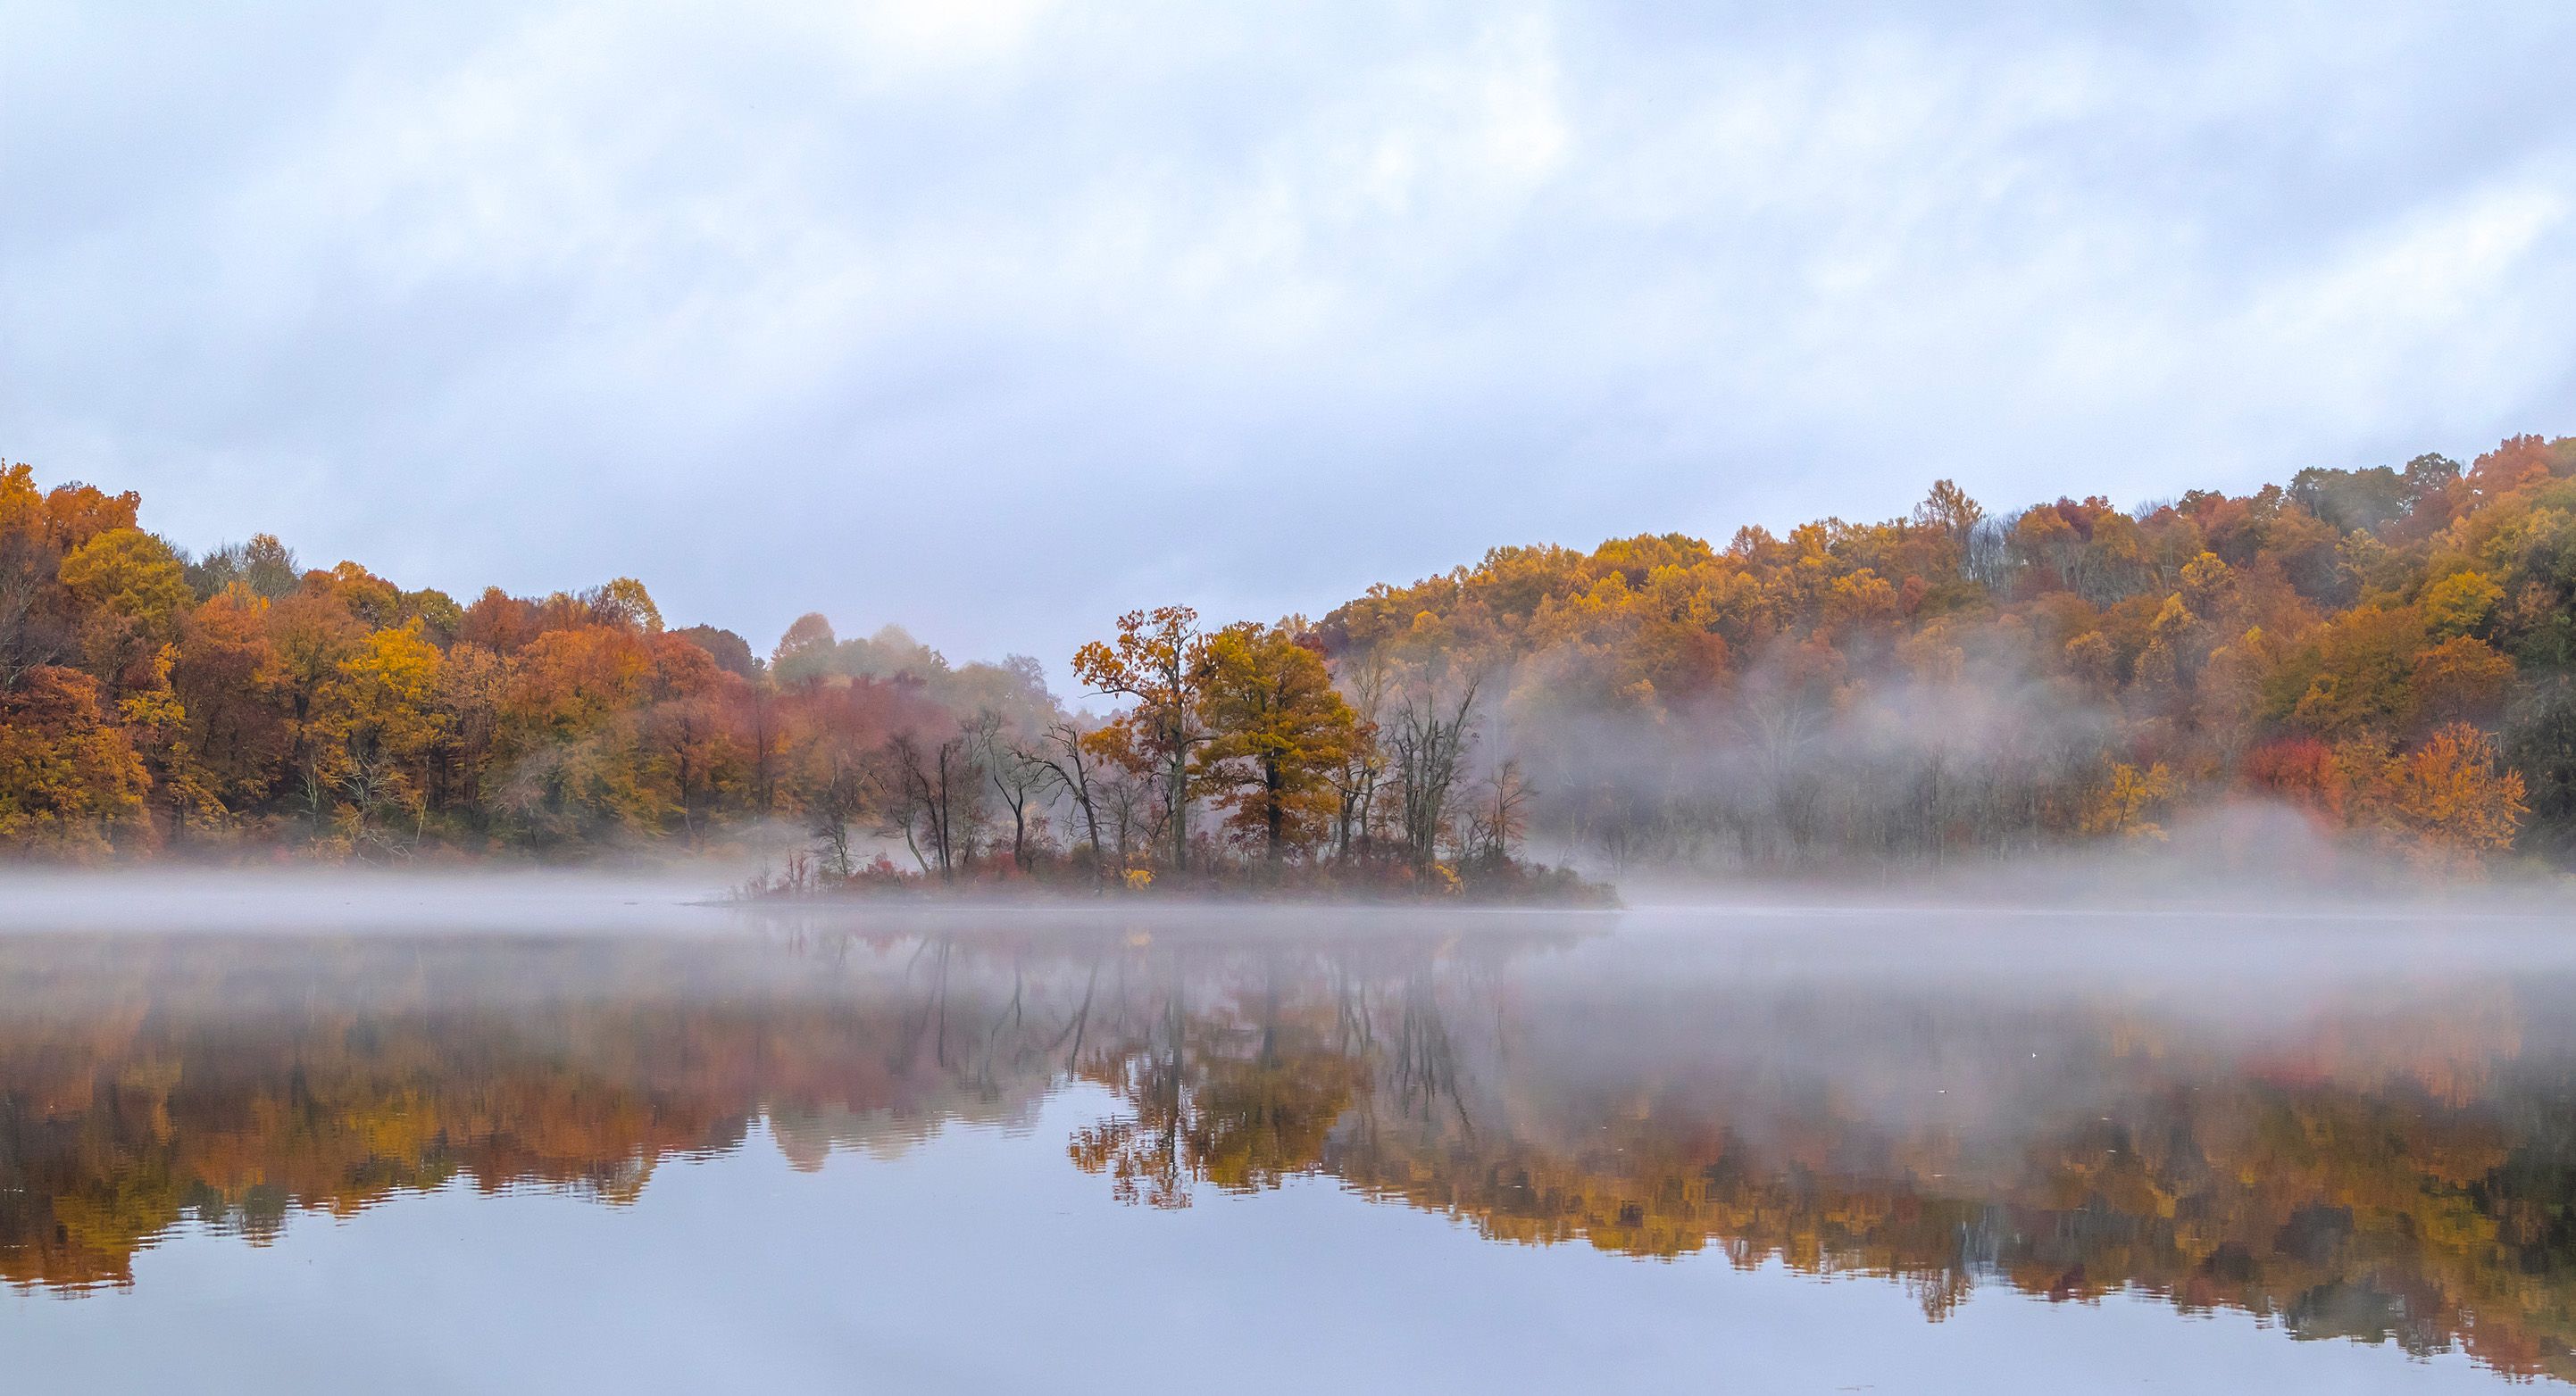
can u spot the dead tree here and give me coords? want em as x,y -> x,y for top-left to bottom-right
970,709 -> 1048,872
1389,677 -> 1478,876
883,730 -> 981,880
1028,719 -> 1107,868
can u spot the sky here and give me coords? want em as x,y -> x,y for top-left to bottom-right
4,2 -> 2573,677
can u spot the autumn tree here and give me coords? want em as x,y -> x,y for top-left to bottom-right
1196,620 -> 1360,862
171,587 -> 293,814
2080,761 -> 2176,842
118,644 -> 219,842
2506,675 -> 2576,860
1072,606 -> 1213,872
1084,722 -> 1163,868
0,666 -> 148,858
57,527 -> 192,688
491,618 -> 686,843
2371,724 -> 2528,874
313,626 -> 448,854
429,641 -> 508,822
798,710 -> 873,878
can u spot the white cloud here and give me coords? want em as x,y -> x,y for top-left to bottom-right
3,1 -> 2572,670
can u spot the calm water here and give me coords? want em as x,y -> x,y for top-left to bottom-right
4,891 -> 2573,1392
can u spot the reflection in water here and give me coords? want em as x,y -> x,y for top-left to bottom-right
4,908 -> 2575,1384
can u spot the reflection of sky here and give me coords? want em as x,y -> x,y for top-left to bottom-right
6,5 -> 2574,669
2,1096 -> 2512,1395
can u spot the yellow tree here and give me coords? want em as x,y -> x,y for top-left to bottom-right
313,626 -> 448,851
2374,724 -> 2527,874
2080,761 -> 2175,842
2284,603 -> 2426,739
55,527 -> 192,687
1197,621 -> 1359,862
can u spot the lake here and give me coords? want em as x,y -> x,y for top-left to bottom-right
2,883 -> 2571,1392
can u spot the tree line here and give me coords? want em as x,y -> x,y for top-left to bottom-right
1314,433 -> 2573,875
2,432 -> 2572,878
0,461 -> 1555,891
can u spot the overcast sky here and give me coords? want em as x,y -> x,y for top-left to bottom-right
4,2 -> 2572,674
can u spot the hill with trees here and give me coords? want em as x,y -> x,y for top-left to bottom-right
1,432 -> 2571,884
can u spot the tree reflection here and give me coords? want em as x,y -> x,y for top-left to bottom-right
4,917 -> 2576,1382
1063,943 -> 2576,1384
1069,955 -> 1373,1207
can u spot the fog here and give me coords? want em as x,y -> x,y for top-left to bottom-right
3,828 -> 2567,943
0,866 -> 744,935
6,885 -> 2575,1380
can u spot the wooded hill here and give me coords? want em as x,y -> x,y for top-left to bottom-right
1,432 -> 2570,879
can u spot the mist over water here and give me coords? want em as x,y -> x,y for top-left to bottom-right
0,868 -> 748,935
0,887 -> 2566,1390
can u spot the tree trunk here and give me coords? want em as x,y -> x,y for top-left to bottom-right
1264,757 -> 1284,861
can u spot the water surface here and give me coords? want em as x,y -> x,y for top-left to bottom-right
3,894 -> 2571,1392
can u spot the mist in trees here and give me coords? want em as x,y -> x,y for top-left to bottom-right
2,432 -> 2573,886
1304,436 -> 2573,879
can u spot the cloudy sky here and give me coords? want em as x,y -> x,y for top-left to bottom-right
4,2 -> 2572,673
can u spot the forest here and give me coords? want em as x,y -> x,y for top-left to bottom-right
1,430 -> 2571,883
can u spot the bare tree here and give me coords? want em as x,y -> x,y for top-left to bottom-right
883,730 -> 982,879
1027,719 -> 1106,868
1464,759 -> 1531,868
1733,661 -> 1833,866
1097,765 -> 1161,868
1324,648 -> 1392,863
804,737 -> 873,879
334,750 -> 420,864
1388,677 -> 1479,875
970,709 -> 1048,871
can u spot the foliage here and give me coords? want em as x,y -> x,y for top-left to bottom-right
3,434 -> 2574,877
0,665 -> 147,856
1196,621 -> 1358,861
